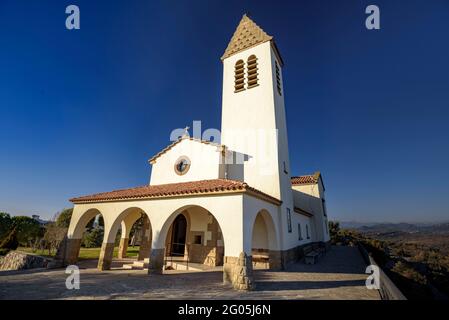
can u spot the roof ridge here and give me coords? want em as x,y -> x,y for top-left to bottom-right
148,136 -> 225,164
69,178 -> 281,205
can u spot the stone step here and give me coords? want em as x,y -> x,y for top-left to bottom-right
121,259 -> 149,270
132,261 -> 148,268
165,261 -> 217,272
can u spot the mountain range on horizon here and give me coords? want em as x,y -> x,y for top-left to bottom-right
338,221 -> 449,234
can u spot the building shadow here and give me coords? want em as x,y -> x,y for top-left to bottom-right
254,279 -> 365,291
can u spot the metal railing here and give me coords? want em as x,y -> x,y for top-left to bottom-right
164,242 -> 190,271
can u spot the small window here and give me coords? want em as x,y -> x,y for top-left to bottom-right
194,235 -> 202,245
283,161 -> 288,174
287,208 -> 292,233
306,224 -> 310,239
247,55 -> 258,88
322,199 -> 327,217
174,156 -> 191,176
275,60 -> 282,95
234,60 -> 245,92
298,223 -> 302,240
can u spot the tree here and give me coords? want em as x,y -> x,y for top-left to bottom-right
328,220 -> 340,242
43,222 -> 67,255
11,216 -> 42,246
0,212 -> 13,241
55,208 -> 73,228
82,227 -> 104,248
0,227 -> 19,255
98,215 -> 104,227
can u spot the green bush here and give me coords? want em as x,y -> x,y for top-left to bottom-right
82,227 -> 104,248
0,227 -> 19,251
11,216 -> 42,246
0,212 -> 13,241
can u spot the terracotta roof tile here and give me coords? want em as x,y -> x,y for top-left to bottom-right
70,179 -> 281,205
291,172 -> 321,186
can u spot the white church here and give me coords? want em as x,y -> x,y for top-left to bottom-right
64,15 -> 330,290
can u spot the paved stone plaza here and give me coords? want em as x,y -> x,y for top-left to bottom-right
0,246 -> 380,300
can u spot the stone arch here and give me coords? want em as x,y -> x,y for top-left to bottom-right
107,207 -> 153,261
70,208 -> 103,240
154,204 -> 225,248
250,209 -> 281,270
150,204 -> 226,272
65,208 -> 106,266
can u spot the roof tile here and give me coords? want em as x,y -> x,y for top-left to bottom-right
70,179 -> 281,205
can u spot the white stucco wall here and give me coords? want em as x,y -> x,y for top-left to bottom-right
68,193 -> 247,257
251,214 -> 269,249
242,194 -> 281,253
292,180 -> 330,242
149,138 -> 224,185
221,41 -> 306,253
221,41 -> 286,201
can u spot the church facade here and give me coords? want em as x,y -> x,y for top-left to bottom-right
65,15 -> 330,290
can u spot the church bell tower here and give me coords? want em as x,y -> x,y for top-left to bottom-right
220,15 -> 292,204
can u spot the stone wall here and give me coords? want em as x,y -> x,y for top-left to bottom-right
49,236 -> 81,268
148,248 -> 165,274
223,252 -> 254,290
0,251 -> 50,271
118,237 -> 129,259
138,216 -> 152,260
98,242 -> 114,270
186,214 -> 224,266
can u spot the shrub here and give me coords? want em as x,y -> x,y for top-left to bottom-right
11,216 -> 42,246
0,227 -> 19,251
0,212 -> 13,241
82,227 -> 104,248
392,261 -> 427,285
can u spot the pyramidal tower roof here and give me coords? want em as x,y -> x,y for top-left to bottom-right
221,14 -> 282,63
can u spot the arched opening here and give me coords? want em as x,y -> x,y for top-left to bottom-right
66,208 -> 106,268
107,207 -> 153,270
170,214 -> 187,256
251,209 -> 280,270
161,205 -> 225,271
247,55 -> 258,88
234,59 -> 245,92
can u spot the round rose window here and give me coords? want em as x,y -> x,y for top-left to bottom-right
174,156 -> 191,175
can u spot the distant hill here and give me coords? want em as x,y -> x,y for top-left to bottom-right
339,221 -> 449,235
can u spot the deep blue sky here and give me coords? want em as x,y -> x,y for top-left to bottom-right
1,0 -> 448,223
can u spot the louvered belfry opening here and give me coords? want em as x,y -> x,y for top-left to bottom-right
275,60 -> 282,95
234,59 -> 245,92
247,55 -> 258,89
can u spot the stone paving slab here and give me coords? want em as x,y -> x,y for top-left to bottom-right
0,246 -> 380,300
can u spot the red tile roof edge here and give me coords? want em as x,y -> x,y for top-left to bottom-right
70,179 -> 281,206
291,172 -> 321,186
